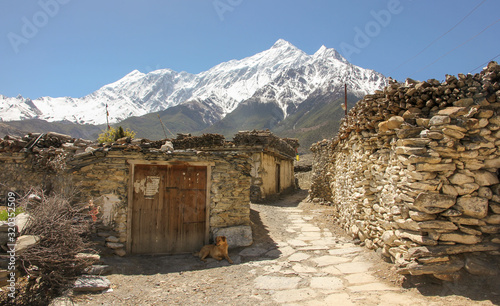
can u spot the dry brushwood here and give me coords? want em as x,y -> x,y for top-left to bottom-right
17,190 -> 98,296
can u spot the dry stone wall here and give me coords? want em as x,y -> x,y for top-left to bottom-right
310,62 -> 500,279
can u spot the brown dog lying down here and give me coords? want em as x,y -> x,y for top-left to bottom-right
194,236 -> 233,264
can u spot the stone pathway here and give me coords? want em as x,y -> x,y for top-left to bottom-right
245,206 -> 423,305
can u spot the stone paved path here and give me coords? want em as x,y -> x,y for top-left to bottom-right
246,205 -> 424,305
72,191 -> 495,305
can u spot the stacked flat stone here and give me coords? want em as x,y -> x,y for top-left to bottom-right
310,62 -> 500,279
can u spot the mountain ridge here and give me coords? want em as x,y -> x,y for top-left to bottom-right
0,39 -> 387,127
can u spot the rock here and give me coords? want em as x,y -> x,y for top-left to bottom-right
473,170 -> 499,186
407,244 -> 499,258
114,248 -> 126,257
84,265 -> 113,275
443,128 -> 465,139
397,127 -> 424,138
395,219 -> 420,231
106,242 -> 124,249
416,163 -> 456,172
437,107 -> 468,118
413,193 -> 456,214
160,141 -> 174,152
490,202 -> 500,214
440,208 -> 462,217
212,225 -> 253,248
386,116 -> 405,130
456,196 -> 489,219
465,255 -> 498,276
442,185 -> 459,196
97,231 -> 113,238
15,213 -> 30,233
478,225 -> 500,234
453,98 -> 474,107
48,296 -> 76,306
449,173 -> 475,185
449,217 -> 486,226
477,187 -> 493,199
15,235 -> 40,253
433,273 -> 461,282
484,157 -> 500,169
418,221 -> 458,232
454,183 -> 480,195
409,210 -> 437,221
73,275 -> 111,292
429,115 -> 451,126
425,131 -> 444,140
399,257 -> 464,276
485,214 -> 500,225
381,230 -> 397,246
439,232 -> 482,244
105,236 -> 120,243
75,253 -> 101,262
395,230 -> 438,245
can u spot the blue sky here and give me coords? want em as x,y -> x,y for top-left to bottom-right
1,0 -> 499,99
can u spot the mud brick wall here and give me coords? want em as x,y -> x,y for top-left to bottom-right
310,62 -> 500,279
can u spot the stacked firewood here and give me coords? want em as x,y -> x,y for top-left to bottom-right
171,133 -> 225,149
233,130 -> 298,157
0,132 -> 85,153
334,61 -> 500,144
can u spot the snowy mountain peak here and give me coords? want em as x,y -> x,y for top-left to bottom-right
313,45 -> 347,63
0,40 -> 387,125
271,39 -> 297,49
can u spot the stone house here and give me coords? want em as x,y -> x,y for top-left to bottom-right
0,131 -> 298,256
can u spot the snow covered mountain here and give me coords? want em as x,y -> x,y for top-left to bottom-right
0,39 -> 387,125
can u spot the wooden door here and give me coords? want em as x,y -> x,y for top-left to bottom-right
276,163 -> 281,193
131,164 -> 207,254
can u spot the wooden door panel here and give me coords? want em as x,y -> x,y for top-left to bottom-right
131,164 -> 207,254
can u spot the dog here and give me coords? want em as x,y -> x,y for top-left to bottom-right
194,236 -> 233,264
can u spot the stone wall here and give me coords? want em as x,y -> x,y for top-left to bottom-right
310,62 -> 500,279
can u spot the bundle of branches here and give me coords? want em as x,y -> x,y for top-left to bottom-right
17,190 -> 98,298
172,133 -> 225,149
234,131 -> 297,157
